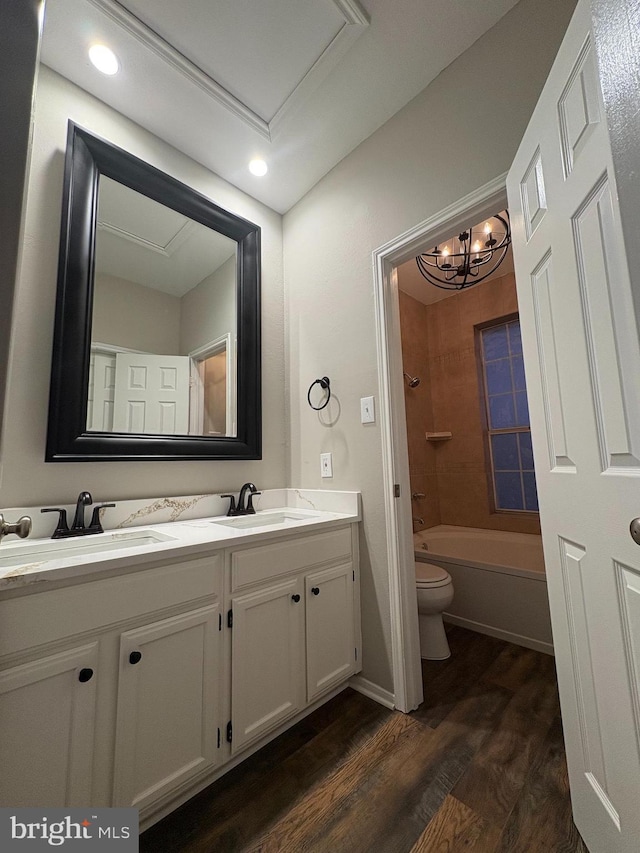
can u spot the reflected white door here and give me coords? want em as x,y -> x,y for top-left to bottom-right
87,350 -> 116,431
112,353 -> 190,434
507,1 -> 640,849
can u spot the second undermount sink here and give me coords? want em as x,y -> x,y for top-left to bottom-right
0,529 -> 178,568
211,511 -> 317,530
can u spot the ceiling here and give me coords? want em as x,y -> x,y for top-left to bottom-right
96,176 -> 236,296
40,0 -> 521,214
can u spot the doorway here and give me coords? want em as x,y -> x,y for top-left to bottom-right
372,174 -> 512,712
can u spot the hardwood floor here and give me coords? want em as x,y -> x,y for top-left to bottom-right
140,627 -> 587,852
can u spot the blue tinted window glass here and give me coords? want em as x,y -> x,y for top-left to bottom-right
512,355 -> 526,392
492,433 -> 519,470
515,391 -> 530,426
486,359 -> 512,395
482,325 -> 509,361
518,432 -> 534,470
489,394 -> 516,429
495,472 -> 524,510
523,472 -> 539,511
508,322 -> 522,355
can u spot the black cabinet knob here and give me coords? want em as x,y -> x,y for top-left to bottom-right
129,651 -> 142,665
291,594 -> 301,603
78,668 -> 94,683
311,587 -> 320,596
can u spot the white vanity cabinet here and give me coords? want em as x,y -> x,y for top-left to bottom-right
0,642 -> 100,808
0,553 -> 223,813
228,526 -> 360,755
112,602 -> 221,810
0,513 -> 361,828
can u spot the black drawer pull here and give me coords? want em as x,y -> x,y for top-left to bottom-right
129,651 -> 143,665
311,587 -> 320,596
78,668 -> 94,683
291,594 -> 301,603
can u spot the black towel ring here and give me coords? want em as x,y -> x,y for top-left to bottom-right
307,377 -> 331,411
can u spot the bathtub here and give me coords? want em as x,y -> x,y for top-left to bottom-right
414,525 -> 554,655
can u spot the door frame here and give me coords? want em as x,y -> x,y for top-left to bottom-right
371,172 -> 508,712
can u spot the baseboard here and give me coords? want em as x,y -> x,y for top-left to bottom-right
444,613 -> 555,656
349,675 -> 396,709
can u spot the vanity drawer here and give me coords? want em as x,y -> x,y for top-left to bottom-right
0,554 -> 222,658
231,527 -> 352,590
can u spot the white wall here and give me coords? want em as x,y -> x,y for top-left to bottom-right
180,256 -> 236,355
93,273 -> 182,355
283,0 -> 577,692
0,66 -> 285,506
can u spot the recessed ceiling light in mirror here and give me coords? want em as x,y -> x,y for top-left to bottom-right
88,44 -> 120,76
249,159 -> 268,177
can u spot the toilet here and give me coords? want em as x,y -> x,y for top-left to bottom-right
415,561 -> 454,660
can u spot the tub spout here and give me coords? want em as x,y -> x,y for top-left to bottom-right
412,517 -> 424,526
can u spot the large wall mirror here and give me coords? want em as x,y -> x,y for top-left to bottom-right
46,123 -> 261,461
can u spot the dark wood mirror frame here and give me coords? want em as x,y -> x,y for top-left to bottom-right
46,122 -> 261,462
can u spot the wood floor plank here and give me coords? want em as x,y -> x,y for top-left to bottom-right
140,629 -> 581,853
140,689 -> 390,853
248,681 -> 512,853
494,716 -> 588,853
482,643 -> 548,692
452,650 -> 560,829
410,794 -> 501,853
414,629 -> 509,729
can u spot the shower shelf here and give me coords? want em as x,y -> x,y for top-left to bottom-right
426,432 -> 452,441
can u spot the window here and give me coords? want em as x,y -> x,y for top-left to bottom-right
479,318 -> 539,513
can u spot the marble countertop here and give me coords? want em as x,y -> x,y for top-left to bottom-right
0,489 -> 361,591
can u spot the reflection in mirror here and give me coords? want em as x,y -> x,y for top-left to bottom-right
89,177 -> 237,437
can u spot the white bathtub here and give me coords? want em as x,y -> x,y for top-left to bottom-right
414,525 -> 554,655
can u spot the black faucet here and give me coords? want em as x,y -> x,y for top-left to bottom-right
221,483 -> 261,517
42,492 -> 116,539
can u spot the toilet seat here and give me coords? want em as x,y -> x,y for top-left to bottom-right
415,561 -> 451,589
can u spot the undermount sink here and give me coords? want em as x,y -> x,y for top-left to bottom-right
211,511 -> 317,529
0,529 -> 177,568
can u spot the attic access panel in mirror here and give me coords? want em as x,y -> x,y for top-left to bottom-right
90,176 -> 238,438
46,122 -> 261,461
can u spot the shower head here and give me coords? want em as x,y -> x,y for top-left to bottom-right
404,372 -> 421,388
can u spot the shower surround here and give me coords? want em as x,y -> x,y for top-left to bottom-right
399,272 -> 540,536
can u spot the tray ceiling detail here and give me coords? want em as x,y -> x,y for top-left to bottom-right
85,0 -> 369,140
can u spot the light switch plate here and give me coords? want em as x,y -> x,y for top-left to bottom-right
320,452 -> 333,478
360,396 -> 375,424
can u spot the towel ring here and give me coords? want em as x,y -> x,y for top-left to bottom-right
307,377 -> 331,411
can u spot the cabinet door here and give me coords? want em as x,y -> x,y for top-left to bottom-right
231,578 -> 304,754
306,564 -> 355,703
113,604 -> 220,810
0,643 -> 99,807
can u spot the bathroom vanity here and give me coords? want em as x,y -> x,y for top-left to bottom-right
0,490 -> 361,829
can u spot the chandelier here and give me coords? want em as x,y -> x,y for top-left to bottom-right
415,211 -> 511,290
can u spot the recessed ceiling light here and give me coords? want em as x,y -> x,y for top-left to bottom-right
249,159 -> 268,177
88,44 -> 120,76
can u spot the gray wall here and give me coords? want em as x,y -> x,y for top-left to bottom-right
181,256 -> 237,355
283,0 -> 577,692
93,274 -> 182,355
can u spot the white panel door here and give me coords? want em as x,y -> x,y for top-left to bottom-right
0,644 -> 98,807
231,579 -> 304,754
87,350 -> 116,431
112,605 -> 220,810
112,353 -> 190,434
507,1 -> 640,849
305,564 -> 355,703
